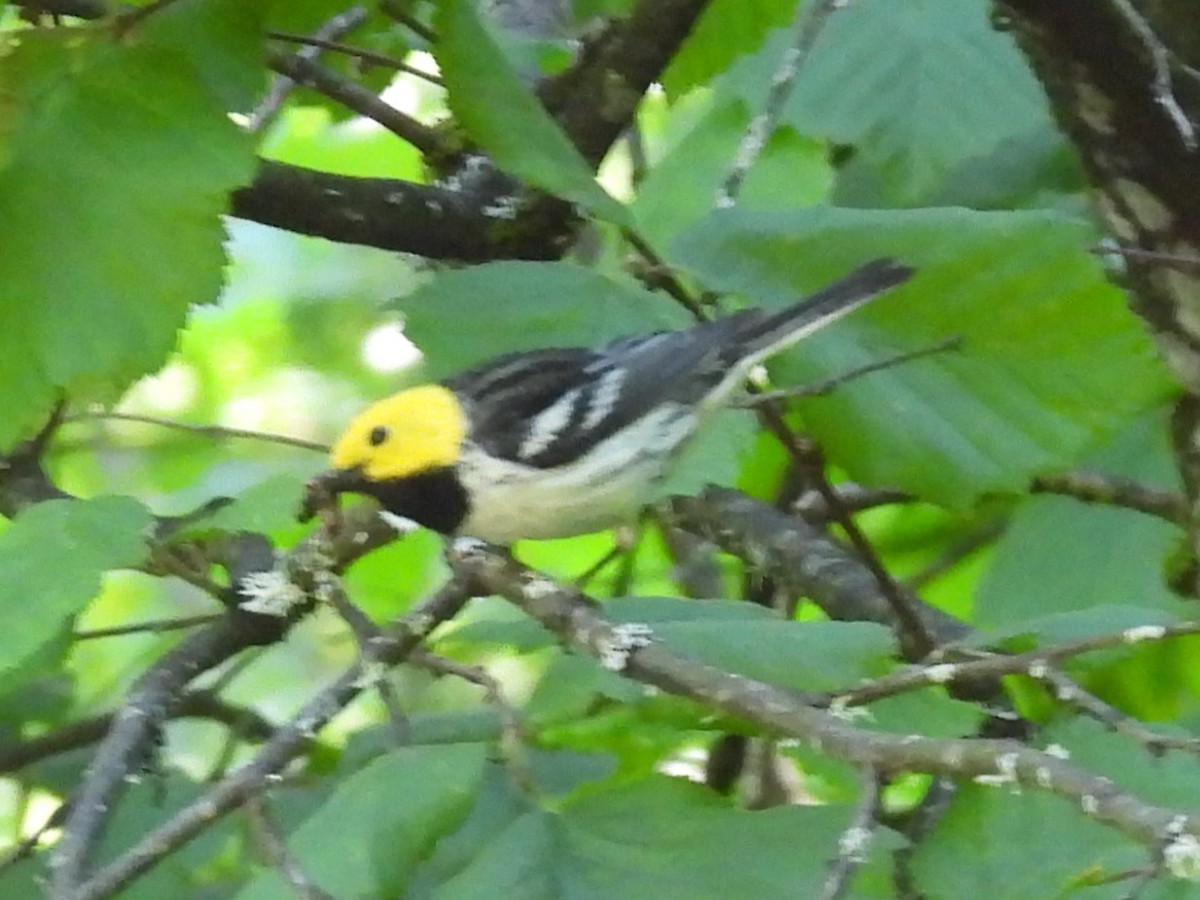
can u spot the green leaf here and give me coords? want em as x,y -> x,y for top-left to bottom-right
720,0 -> 1055,201
0,497 -> 151,674
236,744 -> 488,900
672,206 -> 1173,507
868,691 -> 987,739
661,0 -> 798,100
525,652 -> 642,726
605,596 -> 781,624
633,97 -> 832,246
912,783 -> 1140,899
184,474 -> 307,537
142,0 -> 266,112
976,410 -> 1186,628
451,597 -> 895,693
1044,718 -> 1200,811
342,525 -> 447,622
608,596 -> 897,691
970,605 -> 1183,650
443,596 -> 558,654
432,776 -> 901,899
660,407 -> 759,501
98,773 -> 244,900
0,5 -> 260,447
408,762 -> 536,896
434,0 -> 630,225
397,261 -> 690,380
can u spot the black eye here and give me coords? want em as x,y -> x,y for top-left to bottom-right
368,425 -> 389,447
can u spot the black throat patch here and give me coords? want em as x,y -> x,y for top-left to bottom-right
370,467 -> 470,535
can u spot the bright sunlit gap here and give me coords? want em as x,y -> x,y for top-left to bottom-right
117,362 -> 199,414
361,321 -> 422,373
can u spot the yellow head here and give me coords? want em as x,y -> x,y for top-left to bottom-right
330,385 -> 468,481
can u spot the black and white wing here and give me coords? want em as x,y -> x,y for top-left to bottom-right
447,258 -> 913,470
443,330 -> 728,469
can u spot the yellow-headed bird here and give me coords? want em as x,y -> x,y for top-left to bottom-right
307,259 -> 912,542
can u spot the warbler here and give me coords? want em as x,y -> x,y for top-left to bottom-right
305,259 -> 912,542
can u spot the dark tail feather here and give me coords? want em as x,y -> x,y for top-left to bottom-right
739,258 -> 914,362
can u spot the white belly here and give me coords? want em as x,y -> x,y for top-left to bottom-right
456,408 -> 696,542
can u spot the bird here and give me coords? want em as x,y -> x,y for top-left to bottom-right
303,258 -> 913,543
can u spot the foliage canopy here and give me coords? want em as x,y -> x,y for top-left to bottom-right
0,0 -> 1196,898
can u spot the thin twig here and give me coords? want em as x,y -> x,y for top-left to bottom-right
74,614 -> 223,641
245,797 -> 335,900
574,544 -> 625,589
251,8 -> 370,132
205,650 -> 263,697
0,692 -> 275,776
626,124 -> 649,186
610,522 -> 643,596
821,768 -> 882,900
409,650 -> 534,790
622,229 -> 710,320
0,801 -> 64,873
738,336 -> 962,406
716,0 -> 849,207
144,546 -> 229,597
69,410 -> 328,452
266,47 -> 443,154
1115,862 -> 1164,900
792,483 -> 914,521
49,622 -> 274,895
1032,470 -> 1189,525
760,415 -> 940,660
48,507 -> 404,897
1108,0 -> 1197,151
1039,669 -> 1200,757
903,519 -> 1006,592
827,620 -> 1200,709
267,31 -> 444,86
1091,243 -> 1200,273
380,0 -> 436,44
326,584 -> 411,744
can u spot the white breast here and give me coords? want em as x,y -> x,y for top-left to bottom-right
456,406 -> 696,542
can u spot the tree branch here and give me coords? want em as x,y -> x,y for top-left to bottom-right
997,0 -> 1200,390
264,47 -> 444,154
717,0 -> 846,208
537,0 -> 712,166
665,486 -> 972,647
826,620 -> 1200,709
0,691 -> 275,776
47,504 -> 401,897
1031,470 -> 1189,525
452,542 -> 1200,850
244,797 -> 335,900
228,159 -> 567,261
63,577 -> 473,900
821,768 -> 882,900
266,30 -> 443,86
249,7 -> 370,133
48,613 -> 289,895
